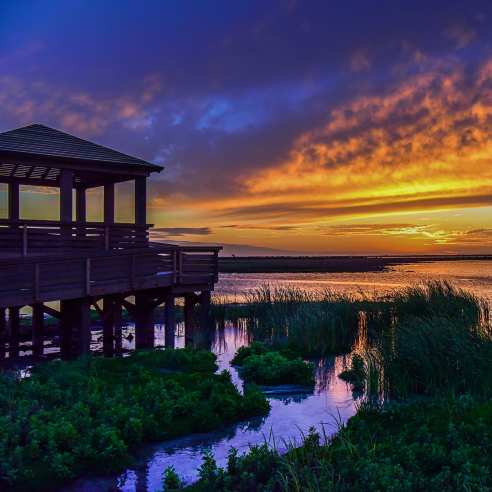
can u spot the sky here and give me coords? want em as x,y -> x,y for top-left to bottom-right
1,0 -> 492,255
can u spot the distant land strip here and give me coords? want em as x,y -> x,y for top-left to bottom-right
218,255 -> 492,273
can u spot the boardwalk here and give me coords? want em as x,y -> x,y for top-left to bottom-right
0,124 -> 220,359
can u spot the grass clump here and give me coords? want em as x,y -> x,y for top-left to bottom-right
241,352 -> 314,387
231,341 -> 269,366
0,349 -> 269,491
183,396 -> 492,492
362,283 -> 492,398
240,286 -> 361,356
338,354 -> 366,392
232,344 -> 314,387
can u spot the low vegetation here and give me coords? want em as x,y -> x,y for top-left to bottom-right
231,342 -> 314,387
0,349 -> 269,491
182,396 -> 492,492
163,281 -> 492,491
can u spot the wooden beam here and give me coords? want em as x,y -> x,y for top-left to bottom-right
122,299 -> 137,317
42,305 -> 61,320
8,182 -> 19,221
60,169 -> 74,222
135,177 -> 147,225
104,183 -> 115,224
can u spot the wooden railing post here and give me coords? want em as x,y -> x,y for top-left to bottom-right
33,263 -> 40,302
85,258 -> 91,296
130,254 -> 136,289
104,226 -> 110,251
22,224 -> 27,257
172,250 -> 178,283
178,251 -> 183,283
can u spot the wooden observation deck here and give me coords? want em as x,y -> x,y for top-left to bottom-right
0,124 -> 220,359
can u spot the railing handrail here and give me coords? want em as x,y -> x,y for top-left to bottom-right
0,243 -> 220,266
0,218 -> 152,228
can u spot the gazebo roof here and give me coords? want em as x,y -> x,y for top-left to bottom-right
0,124 -> 163,187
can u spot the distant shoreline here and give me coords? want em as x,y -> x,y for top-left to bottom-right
218,255 -> 492,273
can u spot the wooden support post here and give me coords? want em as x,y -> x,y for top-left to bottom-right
199,290 -> 212,331
104,183 -> 115,224
104,183 -> 115,250
0,308 -> 5,359
60,300 -> 74,359
9,307 -> 20,358
114,298 -> 123,356
76,188 -> 86,223
78,298 -> 91,356
184,294 -> 195,348
197,290 -> 213,350
60,170 -> 74,249
135,177 -> 147,226
164,291 -> 176,349
60,169 -> 74,222
102,296 -> 115,357
32,303 -> 44,357
60,298 -> 91,358
135,292 -> 154,350
8,182 -> 19,221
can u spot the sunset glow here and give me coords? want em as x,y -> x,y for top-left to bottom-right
1,1 -> 492,254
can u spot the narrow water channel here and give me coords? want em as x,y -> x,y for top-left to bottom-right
63,324 -> 357,492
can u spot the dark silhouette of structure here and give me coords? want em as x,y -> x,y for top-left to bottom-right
0,124 -> 219,359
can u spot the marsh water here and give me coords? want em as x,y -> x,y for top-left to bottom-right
64,260 -> 492,491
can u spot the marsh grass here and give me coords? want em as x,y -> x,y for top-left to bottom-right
185,396 -> 492,492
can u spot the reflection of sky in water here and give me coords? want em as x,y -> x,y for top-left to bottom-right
64,326 -> 356,492
49,261 -> 492,490
216,260 -> 492,303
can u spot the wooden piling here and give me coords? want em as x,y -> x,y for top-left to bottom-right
103,297 -> 115,357
184,294 -> 195,347
135,293 -> 154,349
0,308 -> 5,359
9,307 -> 20,358
78,298 -> 91,355
32,303 -> 44,357
164,292 -> 176,349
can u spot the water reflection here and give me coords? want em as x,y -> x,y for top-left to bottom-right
64,324 -> 355,492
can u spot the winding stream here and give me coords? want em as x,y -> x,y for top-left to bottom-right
64,325 -> 356,492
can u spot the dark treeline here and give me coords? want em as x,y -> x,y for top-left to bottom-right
218,255 -> 492,273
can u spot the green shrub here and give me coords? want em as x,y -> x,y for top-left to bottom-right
240,352 -> 314,387
231,341 -> 269,365
0,349 -> 269,491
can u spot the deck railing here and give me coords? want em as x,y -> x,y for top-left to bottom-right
0,219 -> 149,255
0,244 -> 220,308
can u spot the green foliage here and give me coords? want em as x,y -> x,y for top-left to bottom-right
339,354 -> 366,391
231,341 -> 269,365
186,396 -> 492,491
162,466 -> 184,491
240,352 -> 314,387
0,349 -> 269,491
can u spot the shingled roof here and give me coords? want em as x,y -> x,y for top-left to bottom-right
0,124 -> 162,172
